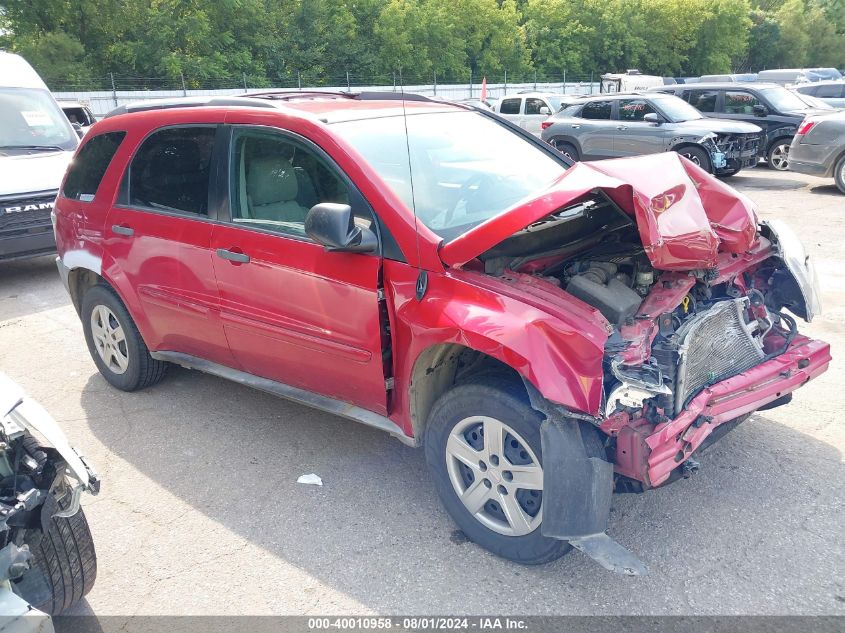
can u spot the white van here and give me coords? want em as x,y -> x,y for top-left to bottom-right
600,71 -> 667,93
0,51 -> 78,262
757,68 -> 843,86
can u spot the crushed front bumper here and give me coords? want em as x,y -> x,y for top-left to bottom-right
642,334 -> 830,486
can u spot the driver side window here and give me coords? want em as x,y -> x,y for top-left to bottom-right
230,129 -> 350,238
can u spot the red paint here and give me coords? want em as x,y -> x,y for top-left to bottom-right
54,98 -> 828,486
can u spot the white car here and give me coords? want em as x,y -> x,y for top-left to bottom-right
58,101 -> 98,136
493,92 -> 571,135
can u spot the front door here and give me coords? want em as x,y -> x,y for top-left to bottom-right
210,126 -> 388,414
105,124 -> 237,366
612,98 -> 667,157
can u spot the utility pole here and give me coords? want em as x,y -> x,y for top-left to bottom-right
563,69 -> 566,94
243,72 -> 248,93
110,72 -> 117,107
469,70 -> 473,98
297,70 -> 301,90
180,72 -> 187,97
533,70 -> 537,91
504,70 -> 507,96
433,72 -> 437,96
346,70 -> 351,91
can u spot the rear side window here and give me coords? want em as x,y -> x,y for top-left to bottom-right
724,91 -> 761,114
126,126 -> 216,215
683,90 -> 718,112
580,101 -> 612,120
817,84 -> 844,98
62,131 -> 126,202
499,98 -> 521,115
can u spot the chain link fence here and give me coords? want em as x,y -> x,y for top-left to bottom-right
46,72 -> 602,117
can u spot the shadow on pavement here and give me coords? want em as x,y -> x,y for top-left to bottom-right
75,365 -> 845,614
0,256 -> 70,321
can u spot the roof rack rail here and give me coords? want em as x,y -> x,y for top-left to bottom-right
247,89 -> 438,103
104,96 -> 276,118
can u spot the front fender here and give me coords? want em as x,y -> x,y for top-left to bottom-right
385,262 -> 609,435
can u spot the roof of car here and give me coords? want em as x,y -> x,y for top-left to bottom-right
652,82 -> 784,91
104,91 -> 465,123
564,91 -> 674,101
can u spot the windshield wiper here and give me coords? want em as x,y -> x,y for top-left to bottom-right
0,145 -> 66,152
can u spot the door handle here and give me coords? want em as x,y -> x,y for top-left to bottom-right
616,125 -> 628,131
111,224 -> 134,237
216,248 -> 250,264
571,124 -> 581,129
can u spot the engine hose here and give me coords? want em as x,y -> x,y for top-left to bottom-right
764,309 -> 797,361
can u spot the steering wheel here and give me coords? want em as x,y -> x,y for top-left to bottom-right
443,173 -> 496,227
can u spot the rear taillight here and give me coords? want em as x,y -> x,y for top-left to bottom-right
541,121 -> 553,130
797,119 -> 816,135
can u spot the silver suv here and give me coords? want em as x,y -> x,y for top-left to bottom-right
540,93 -> 762,176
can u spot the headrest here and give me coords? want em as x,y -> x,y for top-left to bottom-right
247,156 -> 299,206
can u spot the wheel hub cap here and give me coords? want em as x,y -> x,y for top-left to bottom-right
90,305 -> 129,375
771,144 -> 789,170
445,416 -> 543,537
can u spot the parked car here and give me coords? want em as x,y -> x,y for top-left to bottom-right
789,111 -> 845,193
792,81 -> 845,108
493,92 -> 570,134
699,74 -> 757,83
58,100 -> 98,136
757,68 -> 842,85
54,92 -> 828,572
456,98 -> 495,111
790,90 -> 837,111
0,372 -> 100,623
540,92 -> 762,176
0,52 -> 78,263
651,82 -> 828,171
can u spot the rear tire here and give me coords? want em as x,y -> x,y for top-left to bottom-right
551,140 -> 579,161
424,380 -> 605,565
16,507 -> 97,615
834,154 -> 845,194
81,284 -> 168,391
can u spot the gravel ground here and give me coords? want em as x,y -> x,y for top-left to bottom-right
0,167 -> 842,617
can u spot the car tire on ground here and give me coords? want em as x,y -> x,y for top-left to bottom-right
551,139 -> 579,161
834,154 -> 845,194
424,378 -> 604,565
766,139 -> 791,171
81,284 -> 167,391
16,506 -> 97,615
677,146 -> 712,173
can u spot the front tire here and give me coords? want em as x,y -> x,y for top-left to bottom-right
678,146 -> 712,173
16,507 -> 97,615
81,284 -> 167,391
424,381 -> 604,565
767,139 -> 791,171
551,139 -> 579,161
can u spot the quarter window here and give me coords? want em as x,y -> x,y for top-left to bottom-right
499,98 -> 521,115
817,84 -> 844,98
580,101 -> 612,120
683,90 -> 718,112
230,129 -> 350,238
62,131 -> 126,202
618,99 -> 656,121
724,91 -> 761,114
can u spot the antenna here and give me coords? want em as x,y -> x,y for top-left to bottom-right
398,67 -> 425,290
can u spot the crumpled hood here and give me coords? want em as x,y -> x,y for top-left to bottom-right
0,150 -> 73,196
438,152 -> 759,270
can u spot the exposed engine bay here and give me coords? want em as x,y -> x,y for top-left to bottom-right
478,192 -> 818,487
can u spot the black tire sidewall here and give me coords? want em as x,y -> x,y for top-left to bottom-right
834,155 -> 845,194
553,139 -> 579,160
679,146 -> 712,173
81,285 -> 147,391
424,382 -> 571,565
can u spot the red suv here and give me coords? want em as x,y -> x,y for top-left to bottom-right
53,92 -> 830,572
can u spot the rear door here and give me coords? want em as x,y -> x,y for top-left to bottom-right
105,124 -> 237,366
574,100 -> 616,159
612,97 -> 666,157
209,125 -> 388,414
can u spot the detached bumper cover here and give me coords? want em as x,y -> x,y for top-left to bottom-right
645,334 -> 830,486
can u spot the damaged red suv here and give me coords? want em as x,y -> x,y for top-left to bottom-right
53,92 -> 830,573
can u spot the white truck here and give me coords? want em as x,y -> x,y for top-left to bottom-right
0,52 -> 79,262
600,70 -> 667,94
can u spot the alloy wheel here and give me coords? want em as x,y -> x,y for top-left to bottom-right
90,305 -> 129,374
769,143 -> 790,171
445,416 -> 543,537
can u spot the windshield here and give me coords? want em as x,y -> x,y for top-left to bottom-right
0,88 -> 78,151
759,87 -> 810,112
333,111 -> 566,241
654,96 -> 704,122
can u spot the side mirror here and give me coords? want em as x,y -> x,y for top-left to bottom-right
753,104 -> 768,117
643,112 -> 662,124
539,106 -> 551,115
72,122 -> 84,138
305,203 -> 377,253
